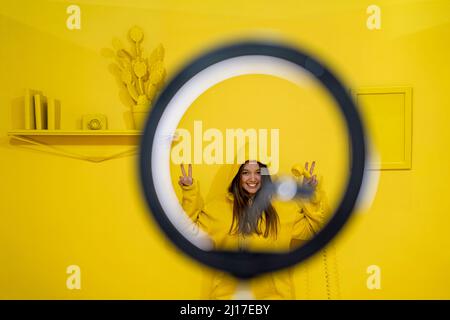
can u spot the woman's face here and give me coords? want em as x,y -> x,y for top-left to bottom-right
240,161 -> 262,195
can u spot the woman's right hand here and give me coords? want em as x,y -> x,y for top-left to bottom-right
303,161 -> 318,188
178,164 -> 193,186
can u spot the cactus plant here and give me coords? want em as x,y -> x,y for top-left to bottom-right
109,26 -> 166,129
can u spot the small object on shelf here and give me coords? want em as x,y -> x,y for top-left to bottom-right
24,88 -> 41,129
47,98 -> 61,130
34,94 -> 47,129
82,114 -> 108,130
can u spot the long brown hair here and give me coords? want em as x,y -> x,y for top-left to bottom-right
228,161 -> 279,238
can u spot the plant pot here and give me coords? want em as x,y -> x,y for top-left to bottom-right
132,104 -> 149,130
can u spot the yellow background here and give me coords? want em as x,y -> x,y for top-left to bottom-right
1,0 -> 450,299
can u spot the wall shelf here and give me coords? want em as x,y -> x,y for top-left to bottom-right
7,130 -> 143,162
8,130 -> 141,136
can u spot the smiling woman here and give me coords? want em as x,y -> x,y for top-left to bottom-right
228,161 -> 279,239
178,157 -> 326,299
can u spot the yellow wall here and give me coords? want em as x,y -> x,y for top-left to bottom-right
1,0 -> 450,299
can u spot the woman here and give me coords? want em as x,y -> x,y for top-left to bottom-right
178,160 -> 327,299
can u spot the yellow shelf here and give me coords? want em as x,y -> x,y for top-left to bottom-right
7,130 -> 142,162
8,130 -> 142,136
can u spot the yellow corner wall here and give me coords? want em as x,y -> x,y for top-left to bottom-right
1,0 -> 450,299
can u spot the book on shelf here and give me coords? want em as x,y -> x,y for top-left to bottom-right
24,89 -> 41,129
47,98 -> 61,130
34,94 -> 48,130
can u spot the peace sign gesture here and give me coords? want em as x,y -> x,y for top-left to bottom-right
178,164 -> 193,187
303,161 -> 318,188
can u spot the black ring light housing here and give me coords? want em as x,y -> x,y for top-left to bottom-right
139,41 -> 366,279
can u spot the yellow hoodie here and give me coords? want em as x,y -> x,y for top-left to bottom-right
180,162 -> 328,299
